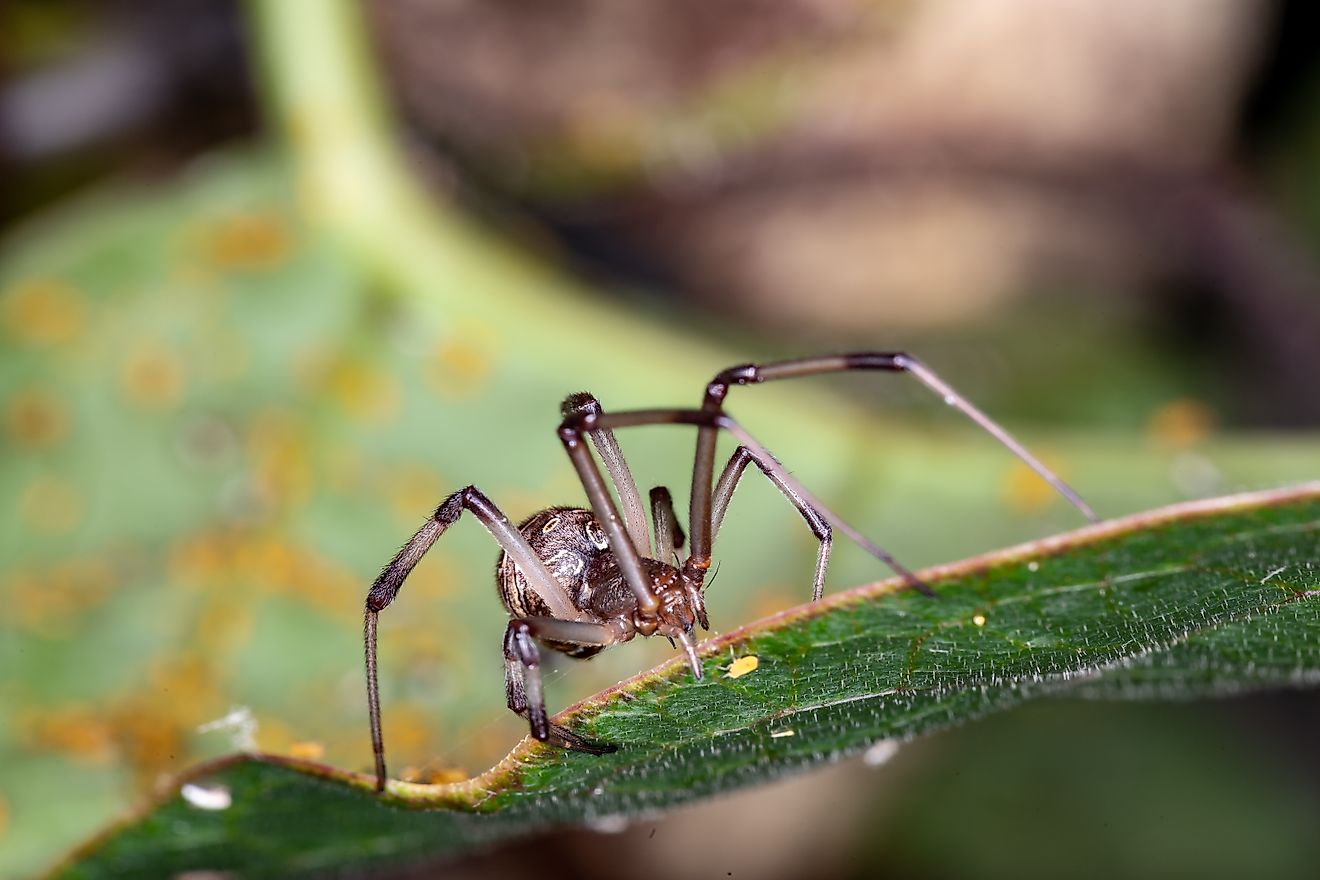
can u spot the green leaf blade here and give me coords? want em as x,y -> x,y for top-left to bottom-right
49,485 -> 1320,879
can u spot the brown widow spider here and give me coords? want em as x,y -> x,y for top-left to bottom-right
364,353 -> 1095,791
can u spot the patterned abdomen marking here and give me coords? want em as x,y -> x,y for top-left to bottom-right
496,507 -> 610,619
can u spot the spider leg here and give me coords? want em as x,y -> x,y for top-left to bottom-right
699,353 -> 1097,523
558,418 -> 663,615
364,486 -> 581,792
648,486 -> 686,558
504,618 -> 624,753
558,407 -> 929,595
712,446 -> 833,602
562,393 -> 651,556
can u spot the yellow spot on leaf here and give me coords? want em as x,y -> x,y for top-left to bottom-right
387,704 -> 439,761
201,211 -> 291,271
12,558 -> 114,635
288,741 -> 326,761
260,717 -> 343,759
19,476 -> 83,533
1147,398 -> 1215,449
22,654 -> 221,782
21,705 -> 117,764
427,338 -> 492,399
0,794 -> 8,839
1000,453 -> 1070,515
312,356 -> 400,425
169,532 -> 227,585
109,697 -> 187,782
400,764 -> 468,785
169,527 -> 357,620
725,655 -> 760,679
146,652 -> 224,726
87,654 -> 226,782
120,344 -> 185,409
195,596 -> 255,654
5,388 -> 68,447
2,278 -> 85,345
254,717 -> 299,755
245,407 -> 313,509
972,613 -> 987,627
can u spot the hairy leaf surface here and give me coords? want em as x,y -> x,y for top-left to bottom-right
50,485 -> 1320,879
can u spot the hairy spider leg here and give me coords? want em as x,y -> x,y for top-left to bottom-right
711,446 -> 834,601
561,393 -> 651,556
692,354 -> 1097,574
504,618 -> 622,753
559,393 -> 821,617
558,408 -> 929,603
364,486 -> 583,792
648,486 -> 686,559
649,449 -> 832,604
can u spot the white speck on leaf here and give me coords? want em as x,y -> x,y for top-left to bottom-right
587,815 -> 628,834
863,740 -> 900,767
1261,566 -> 1287,584
181,783 -> 232,811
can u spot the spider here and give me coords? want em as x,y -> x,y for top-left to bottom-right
363,353 -> 1095,791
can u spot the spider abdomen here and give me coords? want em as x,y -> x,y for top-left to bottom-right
496,506 -> 612,619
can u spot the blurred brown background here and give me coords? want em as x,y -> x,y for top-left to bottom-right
6,0 -> 1320,431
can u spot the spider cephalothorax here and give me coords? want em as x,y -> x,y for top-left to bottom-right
363,352 -> 1096,791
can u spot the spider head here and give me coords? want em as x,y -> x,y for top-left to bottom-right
630,559 -> 699,632
630,559 -> 709,678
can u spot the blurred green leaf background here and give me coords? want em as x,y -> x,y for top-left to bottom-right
2,1 -> 1319,877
